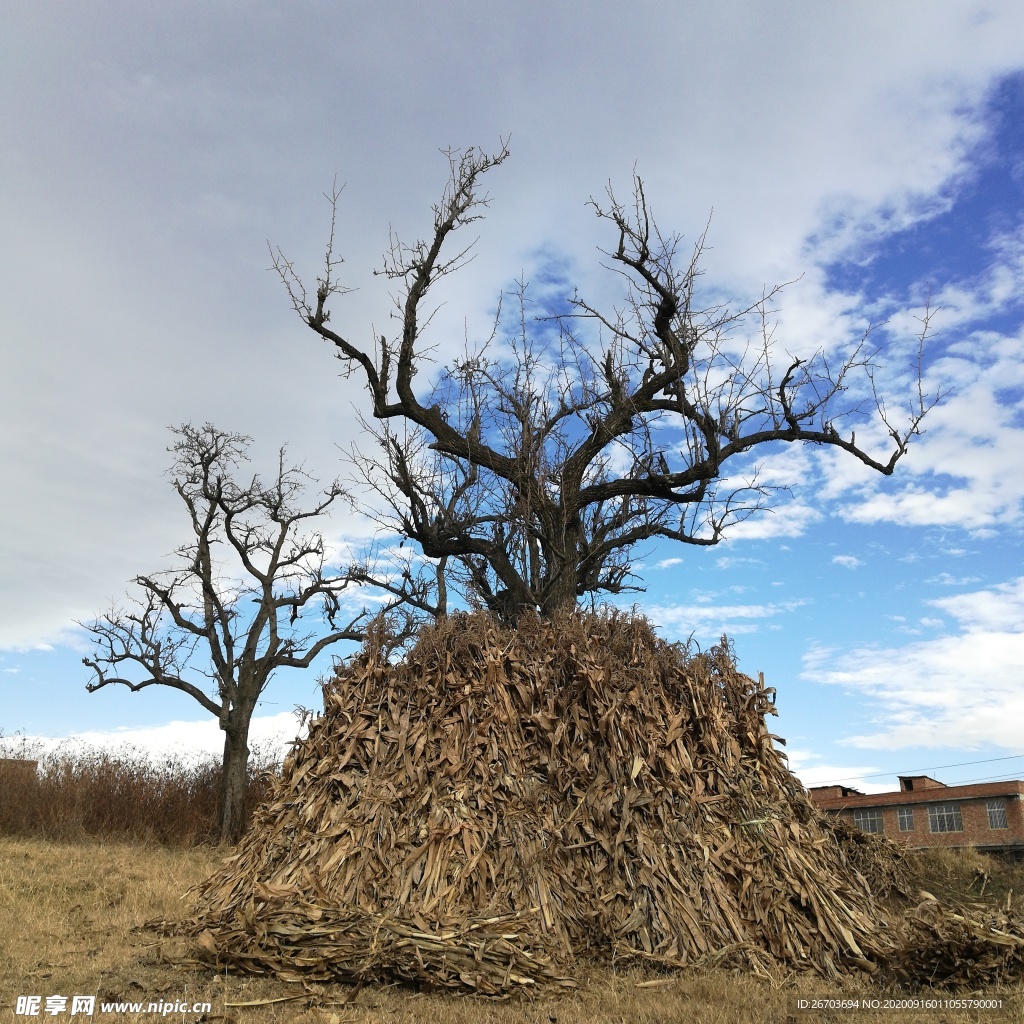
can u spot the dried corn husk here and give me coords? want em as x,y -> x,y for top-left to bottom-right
186,611 -> 924,993
891,898 -> 1024,989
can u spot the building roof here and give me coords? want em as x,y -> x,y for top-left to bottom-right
809,778 -> 1024,811
897,774 -> 945,791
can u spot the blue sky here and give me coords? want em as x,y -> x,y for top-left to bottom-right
2,3 -> 1023,793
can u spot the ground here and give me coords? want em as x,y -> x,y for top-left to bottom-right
1,837 -> 1022,1023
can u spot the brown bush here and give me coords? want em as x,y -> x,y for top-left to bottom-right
0,736 -> 279,846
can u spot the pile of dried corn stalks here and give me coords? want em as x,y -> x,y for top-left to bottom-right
185,611 -> 1014,993
892,894 -> 1024,989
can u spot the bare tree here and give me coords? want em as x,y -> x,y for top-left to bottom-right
273,144 -> 941,623
81,423 -> 417,842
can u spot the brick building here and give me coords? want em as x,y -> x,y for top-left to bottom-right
809,775 -> 1024,856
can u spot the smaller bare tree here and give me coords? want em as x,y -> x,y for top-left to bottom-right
81,423 -> 417,842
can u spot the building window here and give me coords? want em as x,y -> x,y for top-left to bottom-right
897,807 -> 915,832
986,799 -> 1008,830
927,803 -> 963,833
853,809 -> 884,834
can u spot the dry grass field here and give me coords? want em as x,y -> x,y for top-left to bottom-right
2,836 -> 1023,1024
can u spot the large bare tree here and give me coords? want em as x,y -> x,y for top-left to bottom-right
274,144 -> 940,623
81,423 -> 418,842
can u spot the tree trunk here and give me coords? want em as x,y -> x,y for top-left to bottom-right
539,527 -> 581,618
219,715 -> 251,844
540,575 -> 579,619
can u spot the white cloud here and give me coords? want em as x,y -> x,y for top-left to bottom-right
647,598 -> 806,642
2,4 -> 1023,651
802,576 -> 1024,750
656,557 -> 683,569
930,576 -> 1024,631
773,214 -> 1024,535
926,572 -> 983,586
714,556 -> 764,570
721,502 -> 823,541
887,223 -> 1024,335
831,326 -> 1024,532
16,712 -> 305,765
785,748 -> 892,795
832,555 -> 862,569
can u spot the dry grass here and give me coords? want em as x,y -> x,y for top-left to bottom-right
907,847 -> 1024,907
0,738 -> 278,846
2,837 -> 1022,1023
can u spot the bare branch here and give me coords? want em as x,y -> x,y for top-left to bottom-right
281,150 -> 944,624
